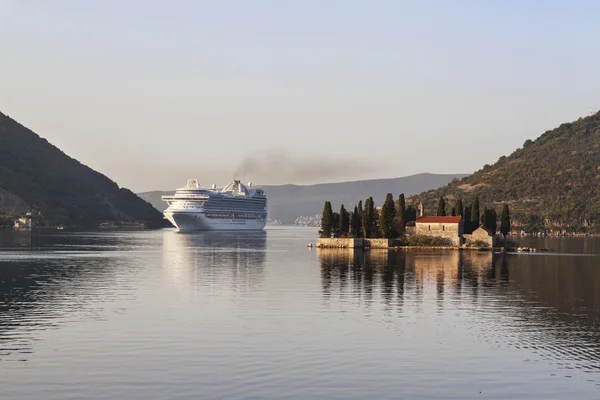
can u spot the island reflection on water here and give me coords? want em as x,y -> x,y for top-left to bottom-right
318,248 -> 600,380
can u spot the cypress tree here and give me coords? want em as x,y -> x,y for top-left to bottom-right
454,199 -> 464,217
365,197 -> 373,238
350,205 -> 360,238
437,197 -> 446,216
319,201 -> 334,238
405,205 -> 417,222
357,200 -> 365,238
332,212 -> 341,238
378,193 -> 397,238
339,204 -> 350,237
481,207 -> 497,234
363,197 -> 377,238
361,210 -> 369,238
396,193 -> 406,235
464,205 -> 472,234
451,208 -> 456,216
480,207 -> 487,227
373,207 -> 381,238
489,208 -> 497,234
356,206 -> 363,238
370,197 -> 379,238
471,197 -> 480,231
500,204 -> 511,238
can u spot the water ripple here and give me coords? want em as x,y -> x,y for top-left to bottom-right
0,229 -> 598,399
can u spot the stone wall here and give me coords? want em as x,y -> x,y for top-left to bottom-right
364,239 -> 401,248
415,222 -> 463,246
316,238 -> 362,248
316,238 -> 401,248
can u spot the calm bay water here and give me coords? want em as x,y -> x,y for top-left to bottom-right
0,227 -> 599,399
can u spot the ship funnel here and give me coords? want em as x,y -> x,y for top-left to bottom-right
211,184 -> 217,189
248,182 -> 252,187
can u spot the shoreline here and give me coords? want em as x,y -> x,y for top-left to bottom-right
313,238 -> 552,252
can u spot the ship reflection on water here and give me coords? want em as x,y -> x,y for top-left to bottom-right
161,230 -> 267,293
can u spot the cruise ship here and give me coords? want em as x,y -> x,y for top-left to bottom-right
162,179 -> 267,232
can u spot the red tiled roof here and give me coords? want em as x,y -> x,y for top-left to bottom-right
416,216 -> 462,224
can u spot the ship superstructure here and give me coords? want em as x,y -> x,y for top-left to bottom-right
162,179 -> 267,232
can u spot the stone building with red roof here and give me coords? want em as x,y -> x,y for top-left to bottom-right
408,199 -> 498,246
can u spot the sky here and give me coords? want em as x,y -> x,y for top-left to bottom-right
1,0 -> 599,192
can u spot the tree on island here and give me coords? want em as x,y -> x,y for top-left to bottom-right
481,207 -> 497,234
405,205 -> 417,223
378,193 -> 397,238
357,200 -> 363,217
339,204 -> 350,237
350,205 -> 362,238
454,199 -> 464,217
362,197 -> 378,238
500,204 -> 511,238
464,205 -> 472,234
489,208 -> 497,233
437,197 -> 446,216
319,201 -> 334,238
331,212 -> 341,238
396,193 -> 407,235
361,212 -> 368,238
471,197 -> 480,231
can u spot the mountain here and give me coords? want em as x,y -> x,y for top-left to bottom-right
0,111 -> 166,227
139,173 -> 467,224
410,111 -> 600,233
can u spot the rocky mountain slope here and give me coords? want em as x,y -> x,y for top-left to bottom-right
0,111 -> 166,227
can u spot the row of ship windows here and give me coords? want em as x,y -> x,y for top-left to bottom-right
205,213 -> 265,219
174,204 -> 265,210
175,201 -> 265,206
174,197 -> 264,201
172,205 -> 266,212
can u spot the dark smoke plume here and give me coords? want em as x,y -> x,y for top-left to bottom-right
232,149 -> 379,184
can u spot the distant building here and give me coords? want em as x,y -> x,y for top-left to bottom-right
406,199 -> 499,247
405,221 -> 416,235
463,227 -> 499,247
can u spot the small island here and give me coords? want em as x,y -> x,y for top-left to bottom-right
315,193 -> 518,251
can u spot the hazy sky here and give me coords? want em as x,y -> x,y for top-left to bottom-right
1,1 -> 599,192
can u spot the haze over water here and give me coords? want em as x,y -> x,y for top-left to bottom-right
0,228 -> 599,399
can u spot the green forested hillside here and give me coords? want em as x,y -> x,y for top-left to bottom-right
411,111 -> 600,232
0,111 -> 166,227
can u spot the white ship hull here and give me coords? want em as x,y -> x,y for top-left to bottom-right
164,211 -> 266,232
